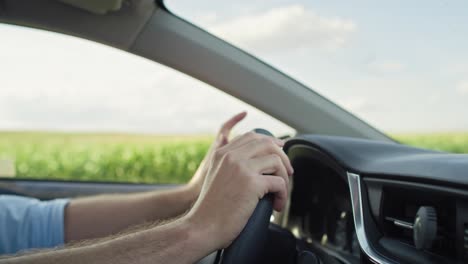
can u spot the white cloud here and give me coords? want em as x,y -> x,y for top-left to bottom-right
446,63 -> 468,75
205,5 -> 357,52
369,60 -> 405,73
456,81 -> 468,95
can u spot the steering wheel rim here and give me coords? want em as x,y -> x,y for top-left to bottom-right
219,129 -> 275,264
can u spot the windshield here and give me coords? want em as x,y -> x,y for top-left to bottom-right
166,0 -> 468,153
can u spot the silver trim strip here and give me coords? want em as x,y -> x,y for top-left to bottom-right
347,172 -> 393,264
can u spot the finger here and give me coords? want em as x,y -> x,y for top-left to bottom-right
237,137 -> 293,175
248,154 -> 289,187
261,176 -> 287,212
219,111 -> 247,137
221,131 -> 257,151
210,112 -> 247,149
230,132 -> 285,152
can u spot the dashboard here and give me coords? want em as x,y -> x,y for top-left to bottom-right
279,135 -> 468,264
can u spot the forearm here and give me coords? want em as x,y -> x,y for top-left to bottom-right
2,217 -> 209,264
65,184 -> 197,242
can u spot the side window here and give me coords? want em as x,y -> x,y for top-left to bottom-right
0,25 -> 294,184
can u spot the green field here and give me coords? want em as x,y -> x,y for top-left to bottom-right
393,133 -> 468,153
0,132 -> 212,184
0,132 -> 467,184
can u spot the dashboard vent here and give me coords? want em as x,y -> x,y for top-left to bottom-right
380,186 -> 457,259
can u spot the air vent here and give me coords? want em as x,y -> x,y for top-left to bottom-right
381,186 -> 457,259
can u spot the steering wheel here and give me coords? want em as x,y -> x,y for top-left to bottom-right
219,128 -> 275,264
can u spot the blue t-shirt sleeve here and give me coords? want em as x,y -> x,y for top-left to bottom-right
0,195 -> 69,255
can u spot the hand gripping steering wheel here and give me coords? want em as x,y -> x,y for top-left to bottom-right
219,128 -> 275,264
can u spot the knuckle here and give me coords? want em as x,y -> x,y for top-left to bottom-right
245,131 -> 256,138
224,151 -> 238,164
276,176 -> 287,192
214,149 -> 224,160
255,133 -> 264,139
284,175 -> 290,186
258,137 -> 272,146
278,175 -> 286,185
272,154 -> 282,163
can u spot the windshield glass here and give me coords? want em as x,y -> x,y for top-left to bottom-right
166,0 -> 468,153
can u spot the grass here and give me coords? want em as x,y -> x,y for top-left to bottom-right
0,131 -> 467,184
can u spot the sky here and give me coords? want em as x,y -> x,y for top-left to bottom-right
1,0 -> 467,135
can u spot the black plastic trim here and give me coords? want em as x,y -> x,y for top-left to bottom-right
363,178 -> 468,199
0,178 -> 176,199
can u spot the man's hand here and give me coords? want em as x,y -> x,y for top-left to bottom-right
188,112 -> 247,197
186,132 -> 294,251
